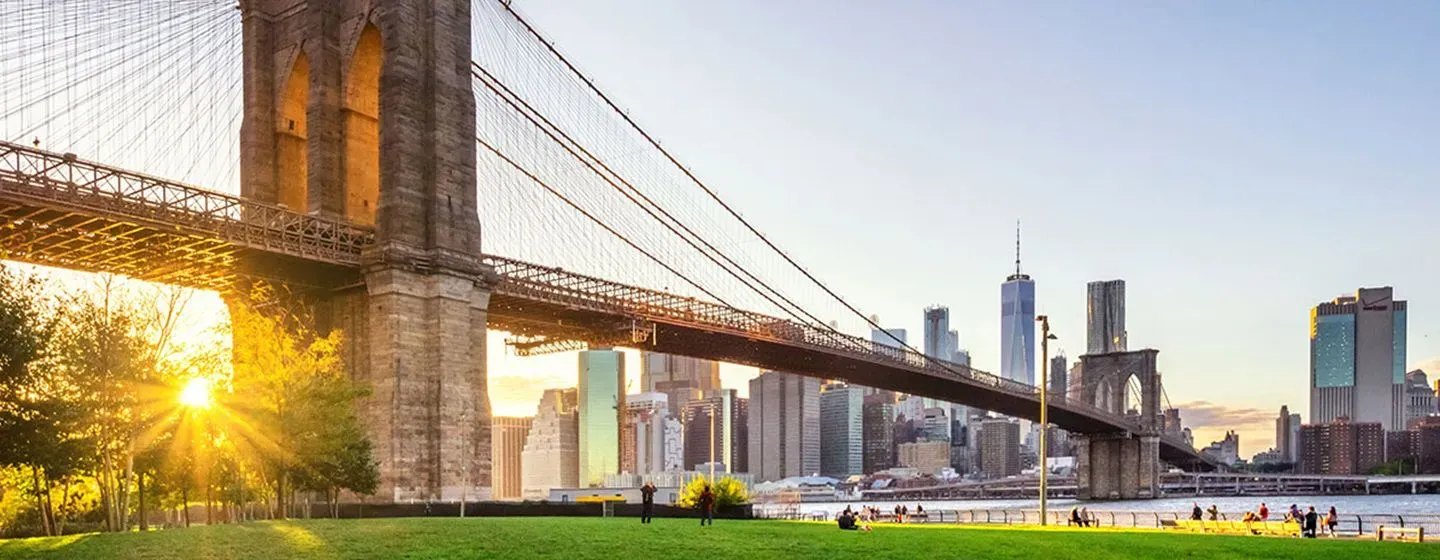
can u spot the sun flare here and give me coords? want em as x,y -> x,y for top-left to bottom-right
179,377 -> 213,409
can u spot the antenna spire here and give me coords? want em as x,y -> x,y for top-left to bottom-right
1015,220 -> 1022,276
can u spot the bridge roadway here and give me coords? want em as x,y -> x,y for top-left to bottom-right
0,141 -> 1215,470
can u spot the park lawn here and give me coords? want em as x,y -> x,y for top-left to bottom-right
0,517 -> 1433,560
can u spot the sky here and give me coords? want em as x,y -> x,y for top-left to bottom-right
485,0 -> 1440,456
10,1 -> 1440,461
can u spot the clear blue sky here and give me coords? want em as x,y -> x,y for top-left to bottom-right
508,0 -> 1440,454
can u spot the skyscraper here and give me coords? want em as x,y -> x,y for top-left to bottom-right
979,418 -> 1021,479
521,388 -> 578,498
578,349 -> 625,486
491,416 -> 533,500
1276,405 -> 1301,464
870,324 -> 908,354
819,382 -> 864,478
921,307 -> 967,436
1086,279 -> 1127,354
1049,353 -> 1068,400
748,371 -> 821,482
1001,225 -> 1036,386
1310,287 -> 1407,430
641,352 -> 720,418
682,390 -> 748,473
923,306 -> 960,362
622,392 -> 679,475
862,393 -> 897,474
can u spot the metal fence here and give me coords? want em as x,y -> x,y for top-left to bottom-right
755,507 -> 1440,538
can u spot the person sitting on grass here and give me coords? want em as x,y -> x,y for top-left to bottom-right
1303,507 -> 1318,538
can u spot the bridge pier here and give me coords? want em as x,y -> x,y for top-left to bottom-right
360,265 -> 492,503
239,0 -> 492,503
1074,434 -> 1160,500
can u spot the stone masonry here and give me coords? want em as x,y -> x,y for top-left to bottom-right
238,0 -> 492,503
1073,350 -> 1164,499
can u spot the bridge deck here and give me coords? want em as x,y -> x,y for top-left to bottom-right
0,141 -> 1213,470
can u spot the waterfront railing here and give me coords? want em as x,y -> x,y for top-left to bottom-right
755,508 -> 1440,538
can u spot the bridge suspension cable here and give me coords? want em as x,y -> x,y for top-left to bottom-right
470,61 -> 843,336
471,0 -> 952,367
0,0 -> 242,194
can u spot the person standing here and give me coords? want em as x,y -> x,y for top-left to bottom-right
698,485 -> 715,526
1190,503 -> 1203,521
640,482 -> 657,524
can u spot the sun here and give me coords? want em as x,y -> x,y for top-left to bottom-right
179,377 -> 213,409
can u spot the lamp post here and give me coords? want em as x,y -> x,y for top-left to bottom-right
1036,315 -> 1057,525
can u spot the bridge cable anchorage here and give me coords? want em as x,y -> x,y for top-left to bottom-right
480,0 -> 960,371
470,63 -> 832,331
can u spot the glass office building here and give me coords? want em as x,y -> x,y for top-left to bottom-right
578,349 -> 625,487
1310,287 -> 1406,430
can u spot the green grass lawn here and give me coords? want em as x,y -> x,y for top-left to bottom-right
0,517 -> 1432,559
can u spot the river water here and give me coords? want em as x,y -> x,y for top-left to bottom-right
758,494 -> 1440,518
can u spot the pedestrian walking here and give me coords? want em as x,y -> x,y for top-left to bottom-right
698,485 -> 715,526
1325,506 -> 1338,537
640,482 -> 656,524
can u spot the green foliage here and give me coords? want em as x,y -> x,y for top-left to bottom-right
677,475 -> 749,508
1368,458 -> 1415,476
228,306 -> 379,515
0,270 -> 379,535
0,518 -> 1432,560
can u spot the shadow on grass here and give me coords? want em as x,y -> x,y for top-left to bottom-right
0,533 -> 95,554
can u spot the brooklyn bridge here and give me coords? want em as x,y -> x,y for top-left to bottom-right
0,0 -> 1216,504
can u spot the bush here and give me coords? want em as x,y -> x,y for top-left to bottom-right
677,475 -> 748,509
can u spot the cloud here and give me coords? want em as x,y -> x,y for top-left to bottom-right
1413,356 -> 1440,376
1173,400 -> 1275,430
1173,400 -> 1281,456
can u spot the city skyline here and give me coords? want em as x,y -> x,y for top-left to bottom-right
17,0 -> 1438,463
499,0 -> 1440,459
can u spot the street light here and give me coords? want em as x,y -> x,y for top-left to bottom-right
1036,315 -> 1058,526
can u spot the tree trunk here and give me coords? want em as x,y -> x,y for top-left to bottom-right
137,472 -> 147,531
98,455 -> 114,532
119,453 -> 134,532
56,477 -> 74,536
40,470 -> 57,536
181,486 -> 190,527
30,466 -> 53,537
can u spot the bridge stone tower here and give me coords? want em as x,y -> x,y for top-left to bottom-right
1073,349 -> 1162,499
237,0 -> 492,502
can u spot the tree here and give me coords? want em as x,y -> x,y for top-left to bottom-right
227,305 -> 377,519
677,475 -> 749,509
0,266 -> 95,537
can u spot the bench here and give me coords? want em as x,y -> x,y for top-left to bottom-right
1376,526 -> 1424,543
1258,521 -> 1300,537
